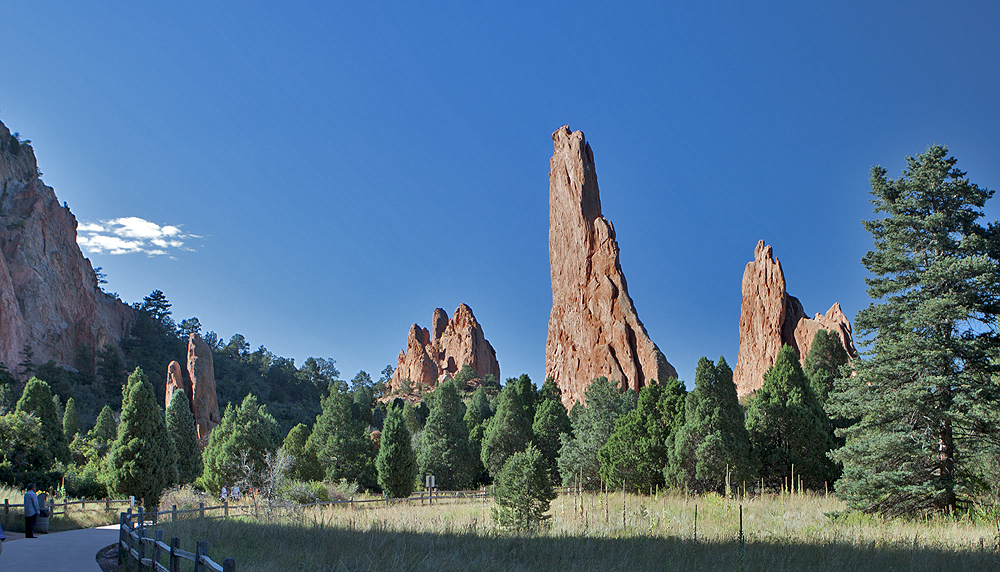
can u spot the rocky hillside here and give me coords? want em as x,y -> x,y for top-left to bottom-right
0,119 -> 134,377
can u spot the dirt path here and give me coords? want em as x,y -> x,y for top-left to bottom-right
1,525 -> 119,571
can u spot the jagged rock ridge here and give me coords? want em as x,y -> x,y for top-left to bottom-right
390,304 -> 500,395
545,126 -> 677,408
732,240 -> 857,397
0,119 -> 134,375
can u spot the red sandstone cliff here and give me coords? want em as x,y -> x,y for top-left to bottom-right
733,240 -> 856,397
0,120 -> 134,375
545,126 -> 677,408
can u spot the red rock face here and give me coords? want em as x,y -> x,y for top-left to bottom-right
733,240 -> 856,397
0,120 -> 134,376
187,333 -> 221,444
165,360 -> 190,408
390,304 -> 500,395
545,126 -> 677,408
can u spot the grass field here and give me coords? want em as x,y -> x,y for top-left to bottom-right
153,490 -> 1000,572
0,485 -> 121,533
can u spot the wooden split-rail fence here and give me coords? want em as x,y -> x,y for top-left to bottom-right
120,508 -> 235,572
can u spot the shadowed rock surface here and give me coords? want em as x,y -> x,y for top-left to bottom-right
545,126 -> 676,408
0,119 -> 134,376
733,240 -> 856,397
187,333 -> 221,444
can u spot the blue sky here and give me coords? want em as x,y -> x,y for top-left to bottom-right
2,2 -> 999,387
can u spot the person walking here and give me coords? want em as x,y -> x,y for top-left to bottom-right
1,521 -> 6,556
24,483 -> 40,538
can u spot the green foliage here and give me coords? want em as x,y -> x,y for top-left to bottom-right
453,364 -> 479,391
15,377 -> 66,462
829,146 -> 1000,515
464,385 -> 494,430
0,361 -> 18,413
281,423 -> 324,482
0,411 -> 52,486
376,407 -> 417,498
491,443 -> 556,531
63,458 -> 108,499
481,385 -> 532,479
531,396 -> 572,485
201,393 -> 282,493
803,329 -> 850,405
599,378 -> 686,493
557,377 -> 637,490
667,357 -> 752,493
512,374 -> 538,422
747,345 -> 837,490
63,396 -> 79,439
91,405 -> 117,443
165,389 -> 203,485
417,380 -> 478,490
106,368 -> 178,509
308,390 -> 377,491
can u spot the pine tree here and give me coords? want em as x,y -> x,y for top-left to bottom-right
480,385 -> 533,479
828,146 -> 1000,515
803,329 -> 850,405
512,374 -> 538,423
599,377 -> 686,492
201,394 -> 281,493
106,367 -> 178,509
15,377 -> 66,462
376,407 -> 418,498
307,390 -> 377,490
91,405 -> 117,443
417,380 -> 478,490
165,389 -> 202,485
556,377 -> 637,489
667,357 -> 752,493
531,397 -> 572,485
491,443 -> 556,531
282,423 -> 324,482
63,397 -> 79,440
747,345 -> 837,490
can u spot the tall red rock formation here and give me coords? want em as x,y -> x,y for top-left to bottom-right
165,360 -> 189,407
545,126 -> 677,408
390,304 -> 500,394
187,333 -> 221,444
733,240 -> 856,397
0,120 -> 134,375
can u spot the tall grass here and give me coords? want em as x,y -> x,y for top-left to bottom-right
0,484 -> 120,532
155,490 -> 1000,572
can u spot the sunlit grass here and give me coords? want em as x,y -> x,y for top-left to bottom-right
0,484 -> 121,533
153,490 -> 1000,571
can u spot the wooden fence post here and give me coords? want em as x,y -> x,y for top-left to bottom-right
4,498 -> 8,515
170,537 -> 181,572
199,502 -> 205,519
224,499 -> 229,518
172,504 -> 177,522
137,511 -> 146,565
118,513 -> 128,567
223,557 -> 236,572
195,540 -> 209,572
106,497 -> 110,511
152,529 -> 164,571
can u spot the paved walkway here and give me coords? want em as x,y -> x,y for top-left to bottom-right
1,524 -> 119,571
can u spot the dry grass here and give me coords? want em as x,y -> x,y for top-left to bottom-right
153,490 -> 1000,572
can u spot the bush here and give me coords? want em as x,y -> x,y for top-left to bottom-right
491,443 -> 556,531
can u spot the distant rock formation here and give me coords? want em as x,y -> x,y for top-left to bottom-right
733,240 -> 856,397
187,333 -> 221,444
0,119 -> 134,376
390,304 -> 500,395
165,360 -> 189,407
545,126 -> 677,408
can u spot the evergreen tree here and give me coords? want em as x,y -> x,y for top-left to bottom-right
91,405 -> 117,443
417,380 -> 478,490
0,411 -> 52,484
480,385 -> 533,478
531,396 -> 572,485
667,357 -> 752,493
165,389 -> 203,485
63,396 -> 79,440
15,377 -> 66,462
512,374 -> 538,422
376,407 -> 418,498
464,385 -> 493,431
539,376 -> 562,403
747,345 -> 837,490
106,367 -> 178,509
828,146 -> 1000,515
201,394 -> 281,493
491,443 -> 556,531
307,390 -> 377,490
282,423 -> 324,482
599,378 -> 686,492
803,329 -> 850,405
556,377 -> 636,489
0,362 -> 18,413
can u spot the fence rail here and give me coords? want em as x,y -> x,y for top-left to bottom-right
120,509 -> 235,572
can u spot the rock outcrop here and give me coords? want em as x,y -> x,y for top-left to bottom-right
733,240 -> 856,397
390,304 -> 500,394
165,360 -> 189,407
545,126 -> 677,408
0,119 -> 134,375
187,333 -> 221,444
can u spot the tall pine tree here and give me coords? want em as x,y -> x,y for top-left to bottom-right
828,146 -> 1000,515
376,406 -> 417,498
480,385 -> 532,479
803,329 -> 850,405
165,389 -> 202,485
15,377 -> 66,462
417,380 -> 478,490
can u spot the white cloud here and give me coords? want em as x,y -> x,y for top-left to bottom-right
77,216 -> 200,257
